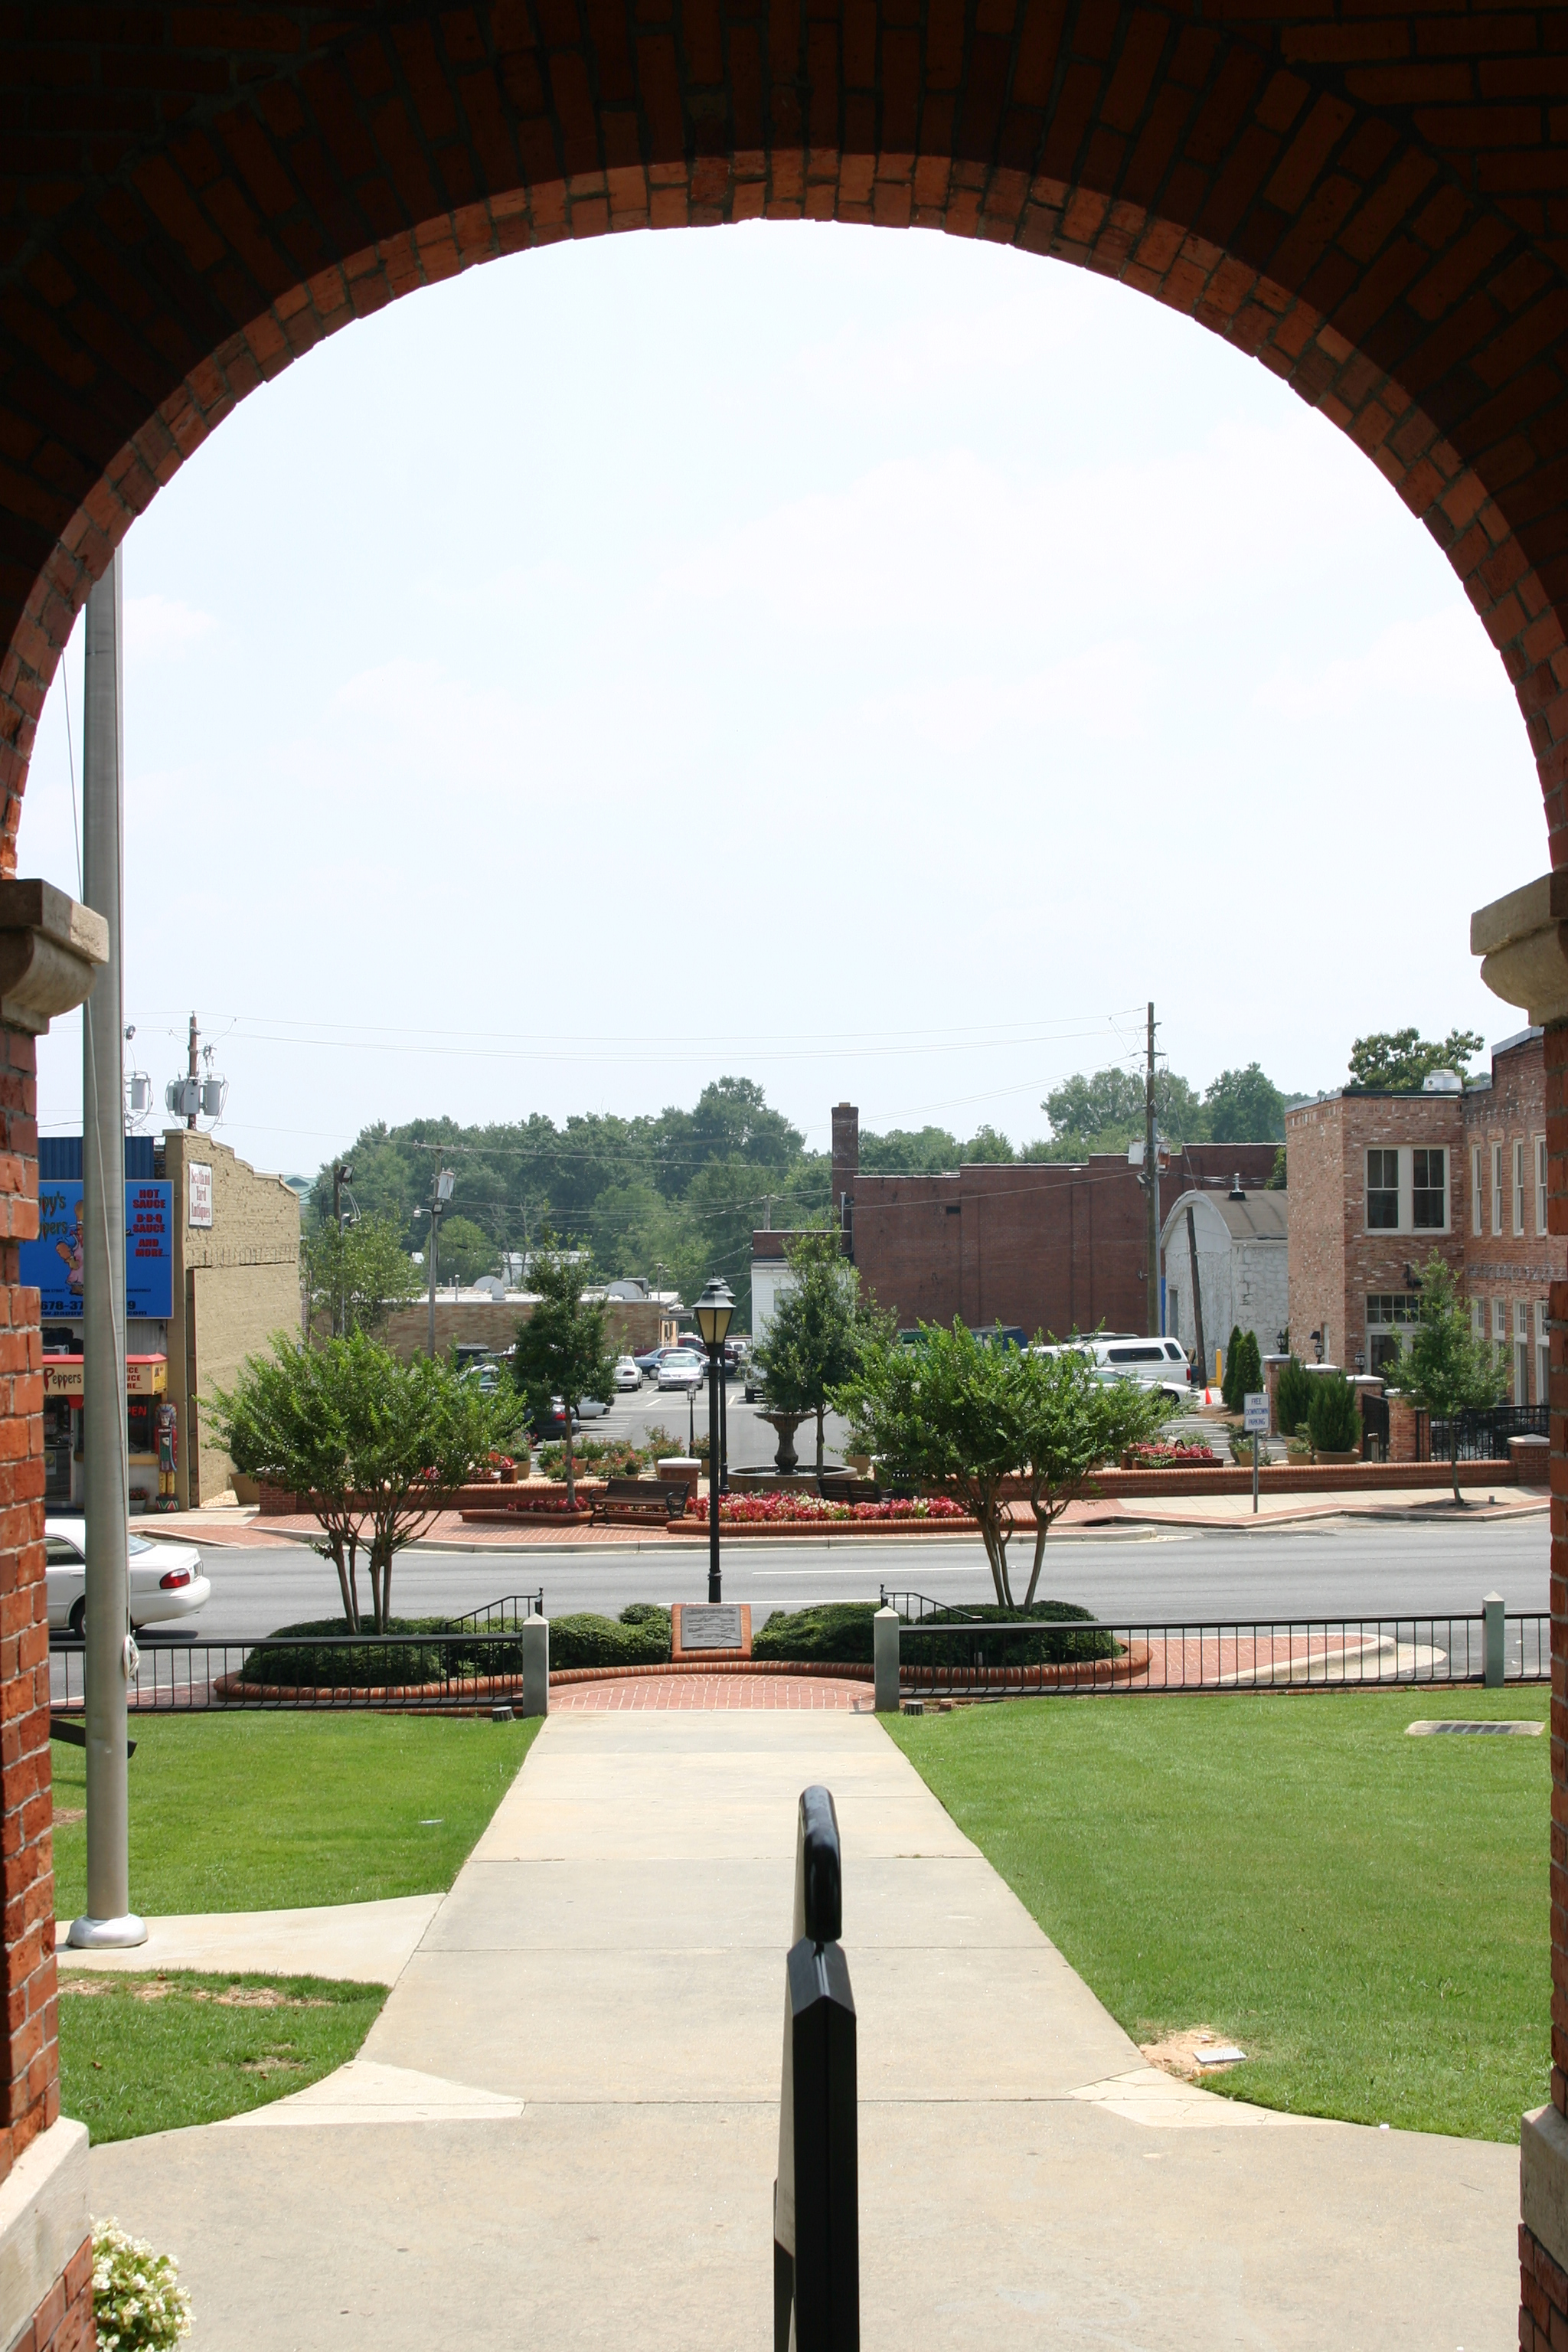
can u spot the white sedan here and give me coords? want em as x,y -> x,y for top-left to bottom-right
612,1356 -> 642,1392
45,1521 -> 211,1639
656,1350 -> 707,1393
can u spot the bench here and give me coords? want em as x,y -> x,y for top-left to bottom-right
590,1478 -> 693,1526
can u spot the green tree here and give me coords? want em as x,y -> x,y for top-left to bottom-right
751,1227 -> 891,1475
1348,1028 -> 1485,1090
511,1243 -> 617,1506
302,1213 -> 423,1341
835,1323 -> 1166,1608
1204,1063 -> 1286,1143
859,1125 -> 963,1175
1267,1145 -> 1287,1190
1386,1253 -> 1511,1504
1220,1324 -> 1246,1412
431,1214 -> 496,1286
1276,1354 -> 1314,1437
1306,1369 -> 1361,1454
1042,1067 -> 1207,1152
961,1125 -> 1016,1163
208,1332 -> 522,1629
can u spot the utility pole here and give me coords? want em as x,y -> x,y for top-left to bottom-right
70,546 -> 144,1951
185,1011 -> 198,1129
426,1165 -> 454,1357
1145,1001 -> 1160,1338
331,1161 -> 354,1338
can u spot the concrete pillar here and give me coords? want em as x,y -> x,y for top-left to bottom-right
1484,1591 -> 1505,1689
873,1607 -> 900,1713
521,1615 -> 549,1718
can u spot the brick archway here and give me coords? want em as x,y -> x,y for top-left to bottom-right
4,11 -> 1568,2346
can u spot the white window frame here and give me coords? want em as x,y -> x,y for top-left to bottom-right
1473,1145 -> 1484,1236
1493,1298 -> 1508,1371
1514,1141 -> 1526,1236
1493,1142 -> 1504,1235
1473,1298 -> 1486,1342
1539,1135 -> 1550,1236
1412,1145 -> 1448,1233
1515,1299 -> 1530,1404
1365,1147 -> 1400,1233
1538,1299 -> 1550,1406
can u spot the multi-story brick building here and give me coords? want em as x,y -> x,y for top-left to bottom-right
1285,1028 -> 1565,1400
754,1103 -> 1276,1341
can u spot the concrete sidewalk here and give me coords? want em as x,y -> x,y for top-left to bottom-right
88,1713 -> 1517,2347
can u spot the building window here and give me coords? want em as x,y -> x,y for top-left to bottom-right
1514,1141 -> 1526,1236
1366,1293 -> 1419,1376
1413,1148 -> 1446,1230
1366,1148 -> 1399,1230
1538,1299 -> 1550,1406
1493,1142 -> 1504,1234
1473,1145 -> 1484,1236
1473,1298 -> 1485,1343
1540,1135 -> 1550,1235
1515,1299 -> 1530,1405
1493,1298 -> 1508,1370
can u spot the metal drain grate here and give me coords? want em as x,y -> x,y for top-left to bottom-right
1406,1720 -> 1544,1736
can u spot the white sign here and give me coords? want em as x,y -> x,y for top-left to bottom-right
1243,1392 -> 1269,1435
188,1161 -> 213,1229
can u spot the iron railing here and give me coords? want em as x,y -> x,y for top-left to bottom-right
50,1629 -> 541,1714
1418,1403 -> 1548,1462
446,1591 -> 544,1630
881,1590 -> 1550,1697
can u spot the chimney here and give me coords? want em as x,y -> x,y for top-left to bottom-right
831,1102 -> 859,1239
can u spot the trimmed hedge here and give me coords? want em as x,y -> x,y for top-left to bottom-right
752,1598 -> 1117,1668
240,1604 -> 673,1686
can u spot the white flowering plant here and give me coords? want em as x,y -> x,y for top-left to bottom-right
92,2219 -> 192,2350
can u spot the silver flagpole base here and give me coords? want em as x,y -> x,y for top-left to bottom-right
67,1913 -> 148,1949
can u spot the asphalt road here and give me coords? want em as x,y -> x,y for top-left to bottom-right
580,1381 -> 851,1472
121,1512 -> 1550,1644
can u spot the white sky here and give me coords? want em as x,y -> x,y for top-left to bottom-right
21,220 -> 1544,1176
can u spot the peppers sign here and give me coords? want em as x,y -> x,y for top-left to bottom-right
24,1181 -> 173,1319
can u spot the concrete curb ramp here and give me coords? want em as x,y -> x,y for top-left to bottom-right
86,1713 -> 1518,2348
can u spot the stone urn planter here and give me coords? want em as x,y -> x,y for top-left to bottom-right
1313,1447 -> 1361,1467
760,1411 -> 812,1474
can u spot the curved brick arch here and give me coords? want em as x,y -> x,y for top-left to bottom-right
2,10 -> 1568,873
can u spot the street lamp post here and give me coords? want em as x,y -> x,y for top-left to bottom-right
694,1276 -> 735,1605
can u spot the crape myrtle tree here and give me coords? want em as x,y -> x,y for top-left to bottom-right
209,1331 -> 524,1631
1386,1252 -> 1511,1505
835,1323 -> 1168,1609
511,1241 -> 617,1508
750,1226 -> 892,1476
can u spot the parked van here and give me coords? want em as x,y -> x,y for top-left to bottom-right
1034,1336 -> 1190,1400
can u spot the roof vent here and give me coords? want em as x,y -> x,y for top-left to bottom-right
1422,1069 -> 1463,1093
1228,1172 -> 1246,1200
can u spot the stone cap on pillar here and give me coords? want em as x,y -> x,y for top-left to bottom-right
0,879 -> 108,1034
1472,872 -> 1568,1027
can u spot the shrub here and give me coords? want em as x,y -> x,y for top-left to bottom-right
752,1598 -> 1117,1668
548,1609 -> 671,1668
1307,1370 -> 1361,1454
1234,1331 -> 1263,1403
238,1617 -> 455,1688
1124,1441 -> 1219,1468
1276,1355 -> 1315,1436
1221,1325 -> 1246,1412
93,2219 -> 192,2350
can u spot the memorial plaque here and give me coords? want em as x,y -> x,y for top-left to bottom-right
671,1602 -> 752,1658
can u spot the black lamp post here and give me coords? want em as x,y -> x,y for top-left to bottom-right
694,1276 -> 735,1603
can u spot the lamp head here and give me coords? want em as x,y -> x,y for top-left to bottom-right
694,1276 -> 735,1349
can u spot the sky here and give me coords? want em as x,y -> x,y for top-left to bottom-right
20,218 -> 1544,1178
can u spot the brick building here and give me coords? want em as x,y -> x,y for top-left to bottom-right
755,1104 -> 1276,1341
1285,1030 -> 1566,1400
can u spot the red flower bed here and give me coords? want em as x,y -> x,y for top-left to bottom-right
1124,1441 -> 1220,1468
691,1492 -> 968,1525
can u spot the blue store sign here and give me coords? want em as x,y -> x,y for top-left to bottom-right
26,1181 -> 173,1320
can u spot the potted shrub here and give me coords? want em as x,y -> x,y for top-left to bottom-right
1306,1370 -> 1361,1463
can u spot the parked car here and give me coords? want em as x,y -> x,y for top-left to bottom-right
46,1520 -> 211,1640
633,1346 -> 665,1378
613,1355 -> 642,1391
744,1359 -> 768,1403
528,1396 -> 579,1436
657,1349 -> 707,1393
1035,1336 -> 1188,1404
576,1393 -> 609,1419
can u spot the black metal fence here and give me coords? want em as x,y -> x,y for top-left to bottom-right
1418,1403 -> 1548,1462
50,1628 -> 544,1715
881,1590 -> 1550,1697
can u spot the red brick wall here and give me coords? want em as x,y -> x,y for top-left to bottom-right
845,1146 -> 1276,1337
0,1026 -> 53,2187
1462,1034 -> 1567,1404
14,2233 -> 94,2352
1285,1093 -> 1465,1372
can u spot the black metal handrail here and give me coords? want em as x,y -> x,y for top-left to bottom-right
49,1628 -> 542,1714
446,1591 -> 544,1630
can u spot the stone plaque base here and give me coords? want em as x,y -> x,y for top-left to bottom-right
671,1602 -> 753,1660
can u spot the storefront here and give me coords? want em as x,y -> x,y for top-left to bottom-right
43,1354 -> 168,1510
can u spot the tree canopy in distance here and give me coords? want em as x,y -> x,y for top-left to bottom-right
1347,1028 -> 1486,1090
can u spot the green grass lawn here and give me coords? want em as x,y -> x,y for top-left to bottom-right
50,1713 -> 541,1919
57,1971 -> 385,2143
887,1686 -> 1550,2141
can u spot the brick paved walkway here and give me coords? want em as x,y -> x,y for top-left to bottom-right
551,1673 -> 874,1710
